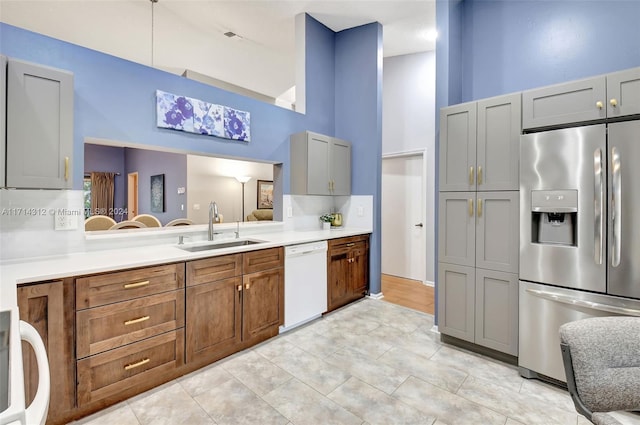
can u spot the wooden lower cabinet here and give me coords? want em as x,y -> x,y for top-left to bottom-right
15,245 -> 300,423
77,329 -> 184,407
242,268 -> 284,341
186,277 -> 242,362
327,235 -> 369,312
186,248 -> 284,365
18,279 -> 76,425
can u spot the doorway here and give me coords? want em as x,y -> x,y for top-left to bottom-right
127,172 -> 138,220
381,152 -> 434,314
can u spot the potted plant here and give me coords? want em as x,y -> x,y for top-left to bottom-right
320,213 -> 333,230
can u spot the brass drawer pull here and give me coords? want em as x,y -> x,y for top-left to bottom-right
346,243 -> 355,247
124,316 -> 150,326
124,358 -> 150,371
123,280 -> 150,289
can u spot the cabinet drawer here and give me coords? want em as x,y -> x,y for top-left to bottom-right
243,247 -> 283,274
187,254 -> 242,286
328,235 -> 369,251
76,290 -> 185,358
76,263 -> 184,309
77,329 -> 184,407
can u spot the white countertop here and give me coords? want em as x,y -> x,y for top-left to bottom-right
0,227 -> 371,310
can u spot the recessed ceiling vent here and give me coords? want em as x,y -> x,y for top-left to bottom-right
224,31 -> 238,38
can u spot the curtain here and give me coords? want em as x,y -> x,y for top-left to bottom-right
90,172 -> 116,218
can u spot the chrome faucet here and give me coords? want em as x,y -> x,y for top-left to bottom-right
208,201 -> 219,241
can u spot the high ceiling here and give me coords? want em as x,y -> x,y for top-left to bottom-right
0,1 -> 436,101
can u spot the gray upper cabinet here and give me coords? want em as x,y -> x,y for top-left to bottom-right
522,76 -> 606,130
6,58 -> 74,189
607,67 -> 640,118
439,102 -> 476,191
476,94 -> 520,191
290,131 -> 351,196
440,93 -> 520,192
0,56 -> 6,188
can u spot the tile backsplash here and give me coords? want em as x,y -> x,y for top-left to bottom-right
0,190 -> 374,262
0,189 -> 86,261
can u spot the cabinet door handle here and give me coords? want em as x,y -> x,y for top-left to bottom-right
64,157 -> 70,181
237,285 -> 243,292
124,316 -> 150,326
468,199 -> 474,217
596,101 -> 604,109
610,98 -> 618,107
245,283 -> 250,290
124,358 -> 150,371
469,166 -> 474,185
123,280 -> 150,289
477,166 -> 482,185
477,199 -> 483,217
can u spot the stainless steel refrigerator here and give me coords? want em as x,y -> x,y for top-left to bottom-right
519,121 -> 640,382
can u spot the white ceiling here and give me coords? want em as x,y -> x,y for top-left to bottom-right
0,0 -> 436,100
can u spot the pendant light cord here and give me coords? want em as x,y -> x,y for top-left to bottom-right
151,0 -> 158,66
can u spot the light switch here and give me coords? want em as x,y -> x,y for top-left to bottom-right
193,204 -> 200,210
287,206 -> 293,217
357,206 -> 364,217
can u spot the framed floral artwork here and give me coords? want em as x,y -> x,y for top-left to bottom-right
150,174 -> 165,213
156,90 -> 250,142
257,180 -> 273,209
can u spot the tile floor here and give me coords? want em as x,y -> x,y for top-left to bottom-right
71,298 -> 606,425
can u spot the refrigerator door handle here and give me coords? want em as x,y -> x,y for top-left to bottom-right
525,288 -> 640,317
611,147 -> 622,267
594,148 -> 604,265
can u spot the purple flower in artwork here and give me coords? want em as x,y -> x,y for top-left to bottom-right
227,111 -> 244,135
164,107 -> 184,127
176,96 -> 193,119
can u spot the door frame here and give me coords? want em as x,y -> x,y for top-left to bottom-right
381,149 -> 431,285
127,172 -> 138,220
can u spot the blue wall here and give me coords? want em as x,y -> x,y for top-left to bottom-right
334,22 -> 383,294
1,15 -> 383,292
0,18 -> 336,192
459,0 -> 640,102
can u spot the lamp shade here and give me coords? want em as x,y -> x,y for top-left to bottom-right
235,176 -> 251,184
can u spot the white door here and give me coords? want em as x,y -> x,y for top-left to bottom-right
381,155 -> 425,282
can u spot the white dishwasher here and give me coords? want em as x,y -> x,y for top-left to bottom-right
282,240 -> 328,332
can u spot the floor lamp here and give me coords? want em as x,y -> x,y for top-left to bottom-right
235,176 -> 251,221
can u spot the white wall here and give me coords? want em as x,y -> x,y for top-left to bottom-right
382,52 -> 436,283
186,155 -> 274,223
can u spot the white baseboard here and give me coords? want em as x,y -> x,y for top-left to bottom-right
368,292 -> 384,300
423,280 -> 434,287
430,325 -> 440,335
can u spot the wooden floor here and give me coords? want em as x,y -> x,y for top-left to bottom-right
381,274 -> 434,315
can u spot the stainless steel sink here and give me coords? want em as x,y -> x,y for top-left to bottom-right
179,239 -> 264,252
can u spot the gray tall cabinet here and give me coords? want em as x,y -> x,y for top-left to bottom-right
4,58 -> 74,189
438,93 -> 520,356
